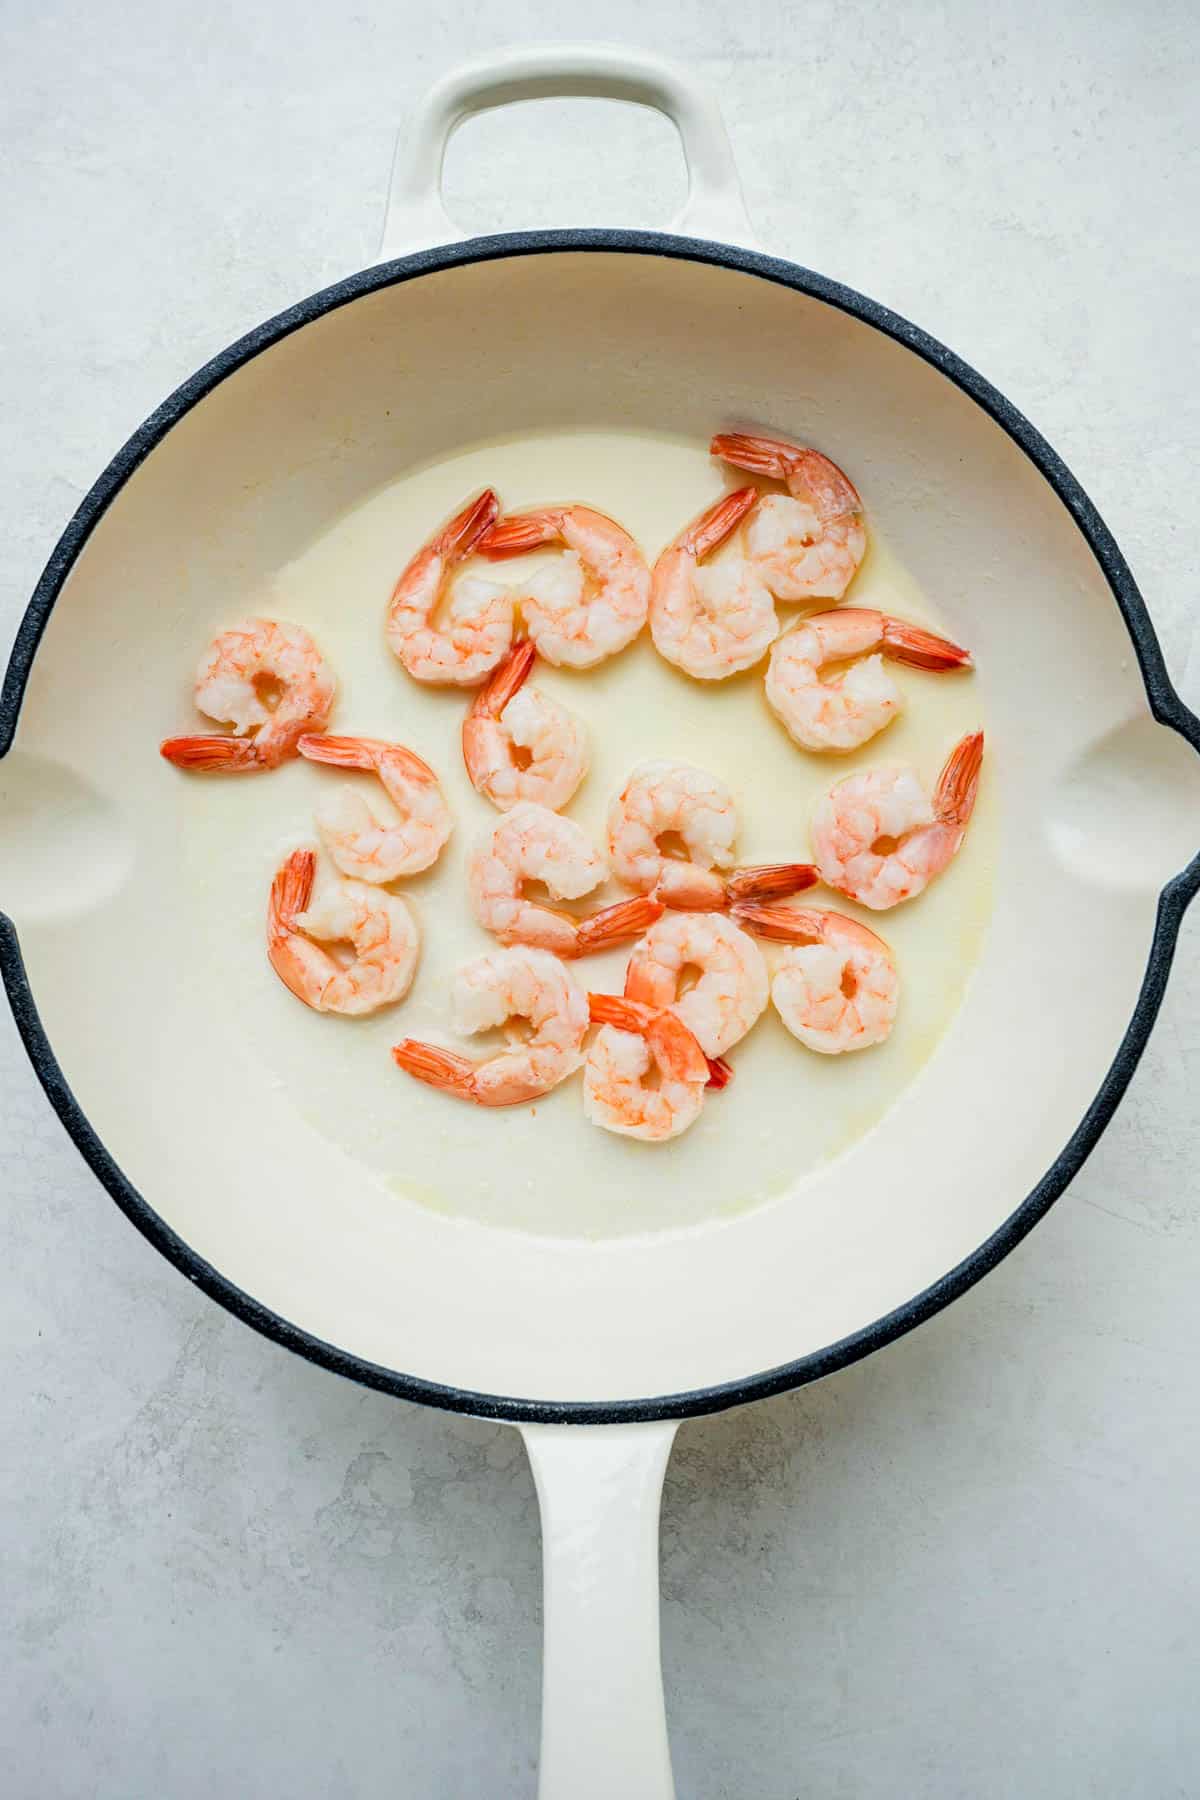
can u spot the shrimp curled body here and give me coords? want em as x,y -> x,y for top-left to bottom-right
650,488 -> 777,680
469,802 -> 662,957
583,995 -> 711,1143
812,731 -> 984,910
161,618 -> 335,771
766,609 -> 972,752
298,735 -> 452,882
733,903 -> 898,1053
606,760 -> 817,910
624,912 -> 768,1057
393,947 -> 588,1106
386,490 -> 514,687
605,760 -> 737,909
711,433 -> 866,602
479,505 -> 650,669
462,640 -> 588,813
267,850 -> 419,1015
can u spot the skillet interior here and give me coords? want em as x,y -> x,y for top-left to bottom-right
3,240 -> 1199,1416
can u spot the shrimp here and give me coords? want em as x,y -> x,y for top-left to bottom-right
606,760 -> 818,910
461,638 -> 588,813
624,912 -> 768,1057
393,946 -> 587,1106
385,490 -> 514,687
583,994 -> 711,1143
812,731 -> 984,910
478,504 -> 650,669
650,488 -> 778,680
469,801 -> 664,957
732,903 -> 898,1054
160,618 -> 335,771
267,849 -> 419,1015
766,609 -> 972,752
710,433 -> 866,601
296,734 -> 452,883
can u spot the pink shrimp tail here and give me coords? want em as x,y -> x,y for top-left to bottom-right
477,509 -> 562,559
588,993 -> 656,1032
160,734 -> 261,771
439,489 -> 500,561
710,431 -> 801,481
882,619 -> 973,672
724,862 -> 820,906
649,1010 -> 710,1084
298,734 -> 437,783
297,734 -> 376,770
572,895 -> 665,956
934,731 -> 985,827
730,902 -> 824,945
712,434 -> 862,521
392,1039 -> 478,1096
685,487 -> 758,559
706,1054 -> 734,1089
268,849 -> 316,932
468,637 -> 537,721
587,993 -> 709,1084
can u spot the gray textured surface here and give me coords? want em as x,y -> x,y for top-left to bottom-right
3,3 -> 1200,1796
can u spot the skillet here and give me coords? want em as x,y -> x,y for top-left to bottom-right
4,45 -> 1199,1799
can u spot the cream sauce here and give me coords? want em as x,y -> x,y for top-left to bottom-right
180,428 -> 996,1239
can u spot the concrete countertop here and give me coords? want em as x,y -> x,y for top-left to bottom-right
3,3 -> 1198,1795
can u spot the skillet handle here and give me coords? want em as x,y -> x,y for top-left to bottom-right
379,43 -> 756,258
520,1419 -> 679,1800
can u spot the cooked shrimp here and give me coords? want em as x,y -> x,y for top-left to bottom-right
732,903 -> 898,1054
583,994 -> 711,1143
160,618 -> 335,771
267,850 -> 419,1015
297,735 -> 452,883
766,609 -> 972,752
462,639 -> 588,813
386,490 -> 514,686
606,760 -> 817,910
479,504 -> 650,669
650,488 -> 778,679
469,801 -> 663,957
393,946 -> 587,1106
711,433 -> 866,601
624,912 -> 768,1057
606,760 -> 737,908
812,731 -> 984,910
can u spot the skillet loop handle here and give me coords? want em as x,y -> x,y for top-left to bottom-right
379,43 -> 756,258
520,1420 -> 679,1800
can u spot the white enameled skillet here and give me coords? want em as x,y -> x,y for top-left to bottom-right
4,46 -> 1199,1800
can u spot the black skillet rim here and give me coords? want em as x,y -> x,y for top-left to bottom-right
3,229 -> 1199,1425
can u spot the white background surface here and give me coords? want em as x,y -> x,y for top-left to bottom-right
3,3 -> 1199,1795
